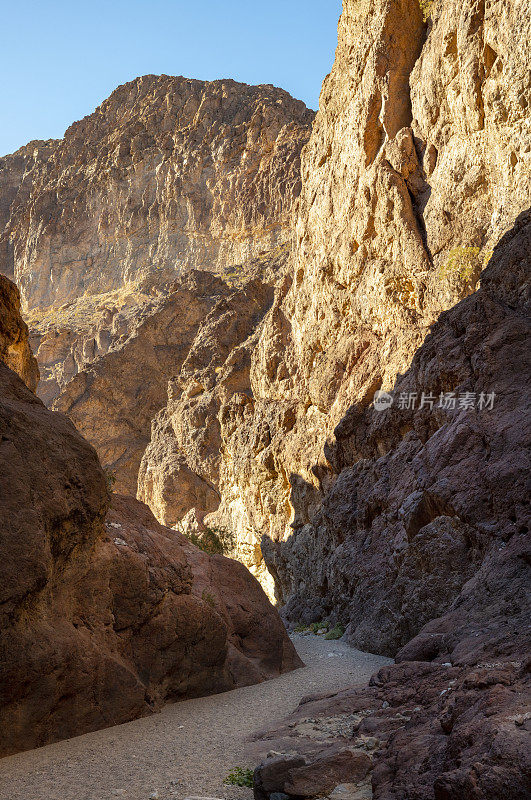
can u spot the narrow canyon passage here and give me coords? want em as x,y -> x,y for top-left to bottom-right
0,635 -> 391,800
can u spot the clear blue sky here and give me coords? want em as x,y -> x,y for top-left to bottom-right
0,0 -> 341,157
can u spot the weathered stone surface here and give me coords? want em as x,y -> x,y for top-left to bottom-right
52,270 -> 231,494
253,531 -> 530,800
278,208 -> 530,654
0,140 -> 57,281
138,0 -> 530,607
0,77 -> 311,408
138,250 -> 287,596
0,285 -> 300,757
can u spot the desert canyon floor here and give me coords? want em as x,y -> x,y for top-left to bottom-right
0,635 -> 390,800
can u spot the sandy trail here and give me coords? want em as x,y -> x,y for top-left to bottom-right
0,634 -> 391,800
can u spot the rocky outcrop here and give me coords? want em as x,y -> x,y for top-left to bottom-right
281,208 -> 531,650
252,210 -> 531,800
52,271 -> 232,493
0,140 -> 57,281
0,278 -> 300,758
1,75 -> 312,312
137,247 -> 287,596
52,258 -> 283,496
0,274 -> 38,390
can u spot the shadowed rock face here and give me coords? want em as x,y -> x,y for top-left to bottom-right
280,209 -> 531,652
0,282 -> 301,758
252,212 -> 531,800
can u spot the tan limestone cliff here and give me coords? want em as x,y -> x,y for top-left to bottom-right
0,74 -> 312,312
0,76 -> 312,405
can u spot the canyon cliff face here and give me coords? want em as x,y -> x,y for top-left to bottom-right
139,0 -> 530,608
52,271 -> 234,494
0,274 -> 300,757
0,76 -> 313,405
0,0 -> 529,792
253,208 -> 530,800
1,75 -> 313,310
0,274 -> 39,390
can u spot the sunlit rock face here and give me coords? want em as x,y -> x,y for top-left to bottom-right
0,274 -> 38,391
1,74 -> 313,311
138,0 -> 530,606
0,75 -> 313,406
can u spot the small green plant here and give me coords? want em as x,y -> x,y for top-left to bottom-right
310,621 -> 329,634
325,624 -> 345,640
223,766 -> 254,787
201,589 -> 216,608
439,247 -> 492,285
187,526 -> 236,557
294,619 -> 345,638
294,622 -> 308,632
419,0 -> 434,21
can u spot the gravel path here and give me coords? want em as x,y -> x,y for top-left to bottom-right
0,635 -> 391,800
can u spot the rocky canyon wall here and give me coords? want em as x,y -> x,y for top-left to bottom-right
139,0 -> 530,612
253,209 -> 530,800
0,76 -> 313,406
0,274 -> 39,390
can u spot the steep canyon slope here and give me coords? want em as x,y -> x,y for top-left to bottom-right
253,208 -> 530,800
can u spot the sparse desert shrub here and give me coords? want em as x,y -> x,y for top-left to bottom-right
311,621 -> 329,634
187,526 -> 236,557
419,0 -> 434,21
104,467 -> 116,498
294,620 -> 345,639
224,766 -> 254,787
325,624 -> 345,640
201,589 -> 217,608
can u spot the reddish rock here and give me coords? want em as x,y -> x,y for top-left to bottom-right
0,282 -> 300,757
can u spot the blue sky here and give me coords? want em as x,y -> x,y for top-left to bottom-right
0,0 -> 341,156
